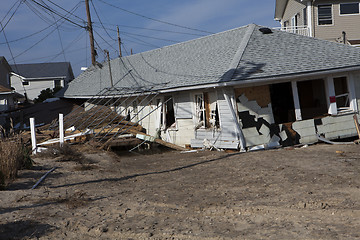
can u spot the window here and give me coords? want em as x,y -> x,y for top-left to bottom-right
194,92 -> 219,129
22,81 -> 29,86
333,77 -> 350,111
54,80 -> 61,88
340,3 -> 359,15
161,96 -> 176,129
303,8 -> 307,26
195,94 -> 206,128
318,4 -> 333,25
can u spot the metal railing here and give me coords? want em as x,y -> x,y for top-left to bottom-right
273,26 -> 311,37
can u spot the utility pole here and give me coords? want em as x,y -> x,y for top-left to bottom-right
117,26 -> 122,57
85,0 -> 96,66
105,50 -> 113,87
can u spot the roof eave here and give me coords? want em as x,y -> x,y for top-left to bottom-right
62,66 -> 360,98
274,0 -> 288,20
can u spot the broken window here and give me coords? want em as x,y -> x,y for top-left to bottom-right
270,82 -> 296,124
162,96 -> 176,129
297,79 -> 328,120
194,92 -> 219,129
334,76 -> 350,111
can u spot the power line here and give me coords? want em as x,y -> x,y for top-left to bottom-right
90,0 -> 114,41
0,0 -> 23,34
29,0 -> 86,29
97,0 -> 214,34
93,22 -> 206,37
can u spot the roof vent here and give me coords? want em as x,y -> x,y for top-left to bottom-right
259,27 -> 273,34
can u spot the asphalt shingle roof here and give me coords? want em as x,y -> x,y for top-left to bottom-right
10,62 -> 74,79
62,24 -> 360,98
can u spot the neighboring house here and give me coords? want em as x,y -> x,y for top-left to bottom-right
275,0 -> 360,45
61,24 -> 360,150
10,62 -> 74,101
0,57 -> 22,128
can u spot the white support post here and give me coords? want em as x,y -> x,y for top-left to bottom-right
348,74 -> 358,112
59,113 -> 64,147
307,1 -> 313,37
326,76 -> 337,115
30,118 -> 37,155
291,81 -> 302,121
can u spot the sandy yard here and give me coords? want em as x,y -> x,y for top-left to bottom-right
0,143 -> 360,239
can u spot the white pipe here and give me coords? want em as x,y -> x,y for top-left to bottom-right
59,113 -> 64,147
30,118 -> 37,155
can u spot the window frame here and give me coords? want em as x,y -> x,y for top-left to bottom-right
317,4 -> 333,26
339,2 -> 360,16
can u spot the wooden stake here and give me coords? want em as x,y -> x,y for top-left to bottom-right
353,114 -> 360,139
30,118 -> 37,155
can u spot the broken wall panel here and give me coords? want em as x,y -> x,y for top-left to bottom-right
235,85 -> 276,147
316,114 -> 357,139
235,85 -> 271,108
292,119 -> 317,144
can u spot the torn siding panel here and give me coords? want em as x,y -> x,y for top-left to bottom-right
292,119 -> 317,144
217,89 -> 239,140
235,85 -> 276,147
316,115 -> 357,139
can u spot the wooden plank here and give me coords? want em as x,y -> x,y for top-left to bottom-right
353,114 -> 360,139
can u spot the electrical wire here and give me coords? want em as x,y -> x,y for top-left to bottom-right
0,0 -> 23,33
39,0 -> 66,61
97,0 -> 214,34
90,0 -> 114,41
93,22 -> 206,37
29,0 -> 86,29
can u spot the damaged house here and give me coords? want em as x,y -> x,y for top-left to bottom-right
61,24 -> 360,150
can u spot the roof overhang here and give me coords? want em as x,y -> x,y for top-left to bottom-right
62,65 -> 360,99
10,72 -> 66,81
275,0 -> 289,21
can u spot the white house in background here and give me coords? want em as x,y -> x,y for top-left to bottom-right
61,24 -> 360,150
10,62 -> 74,101
0,57 -> 22,128
275,0 -> 360,45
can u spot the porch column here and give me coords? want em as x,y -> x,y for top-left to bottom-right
348,74 -> 358,112
326,76 -> 337,115
291,81 -> 302,121
307,1 -> 313,37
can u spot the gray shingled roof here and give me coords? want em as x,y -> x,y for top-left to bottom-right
10,62 -> 74,79
62,24 -> 360,98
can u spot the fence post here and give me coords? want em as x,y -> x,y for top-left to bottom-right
59,113 -> 64,147
30,118 -> 37,155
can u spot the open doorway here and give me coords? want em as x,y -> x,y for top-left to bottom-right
270,82 -> 296,124
297,79 -> 328,120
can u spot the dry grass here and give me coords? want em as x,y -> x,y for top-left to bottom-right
0,137 -> 32,189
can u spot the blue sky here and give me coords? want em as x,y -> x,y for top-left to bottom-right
0,0 -> 279,76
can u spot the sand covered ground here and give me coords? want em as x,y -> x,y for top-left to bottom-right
0,143 -> 360,239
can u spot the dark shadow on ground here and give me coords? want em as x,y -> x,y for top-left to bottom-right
50,151 -> 243,189
0,220 -> 55,240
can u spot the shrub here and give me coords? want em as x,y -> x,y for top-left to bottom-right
0,137 -> 32,189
